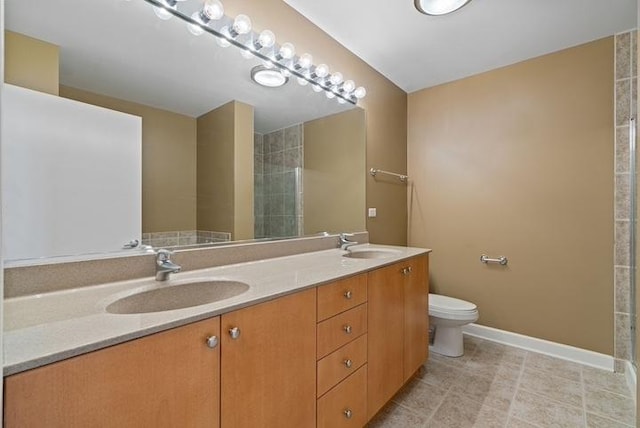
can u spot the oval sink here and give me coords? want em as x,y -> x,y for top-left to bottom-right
343,249 -> 402,259
107,280 -> 250,314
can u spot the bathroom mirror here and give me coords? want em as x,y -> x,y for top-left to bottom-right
3,0 -> 366,263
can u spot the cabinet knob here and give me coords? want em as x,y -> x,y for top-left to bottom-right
344,290 -> 353,299
206,336 -> 219,349
402,266 -> 413,275
229,327 -> 241,340
343,325 -> 352,334
344,359 -> 353,368
344,409 -> 353,419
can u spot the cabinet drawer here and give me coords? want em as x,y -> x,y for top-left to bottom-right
317,334 -> 367,397
317,274 -> 367,321
317,365 -> 367,428
317,304 -> 367,358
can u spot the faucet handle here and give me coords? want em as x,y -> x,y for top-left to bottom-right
155,248 -> 174,261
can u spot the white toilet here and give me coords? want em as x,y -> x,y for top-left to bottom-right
428,293 -> 479,357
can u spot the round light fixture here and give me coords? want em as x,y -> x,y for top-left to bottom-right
251,65 -> 288,88
414,0 -> 471,15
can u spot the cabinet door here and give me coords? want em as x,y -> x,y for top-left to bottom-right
4,317 -> 221,428
403,254 -> 429,381
221,288 -> 316,428
367,262 -> 405,419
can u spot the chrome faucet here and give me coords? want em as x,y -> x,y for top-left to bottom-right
155,249 -> 181,281
339,233 -> 359,251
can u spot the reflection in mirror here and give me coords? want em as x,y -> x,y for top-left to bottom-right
3,0 -> 366,263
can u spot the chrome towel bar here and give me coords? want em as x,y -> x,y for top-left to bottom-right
369,168 -> 408,182
480,254 -> 508,266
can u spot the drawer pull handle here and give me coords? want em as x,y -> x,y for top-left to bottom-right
343,325 -> 352,334
401,266 -> 413,275
344,409 -> 353,419
344,290 -> 353,299
229,327 -> 241,340
344,359 -> 353,368
206,336 -> 219,349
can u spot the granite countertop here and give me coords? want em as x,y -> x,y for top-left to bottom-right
3,244 -> 430,376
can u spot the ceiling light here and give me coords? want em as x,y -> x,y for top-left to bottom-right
251,66 -> 288,88
414,0 -> 471,15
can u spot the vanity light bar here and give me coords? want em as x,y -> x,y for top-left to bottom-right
143,0 -> 366,105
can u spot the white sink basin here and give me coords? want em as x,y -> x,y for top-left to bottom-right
107,280 -> 250,314
342,249 -> 402,259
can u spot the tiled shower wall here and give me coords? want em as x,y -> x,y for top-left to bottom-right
254,124 -> 304,239
614,30 -> 637,372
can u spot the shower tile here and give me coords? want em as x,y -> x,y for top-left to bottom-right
270,194 -> 284,216
283,216 -> 298,237
614,266 -> 631,314
616,126 -> 630,174
285,124 -> 302,150
284,171 -> 296,195
284,193 -> 296,217
271,173 -> 285,195
253,133 -> 263,155
616,79 -> 631,126
616,32 -> 632,80
254,152 -> 263,175
615,173 -> 631,219
614,220 -> 631,266
254,195 -> 263,217
284,148 -> 301,168
632,78 -> 637,119
614,313 -> 631,360
270,129 -> 285,152
632,31 -> 638,78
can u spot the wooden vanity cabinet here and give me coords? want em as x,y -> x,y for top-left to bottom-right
4,317 -> 221,428
367,255 -> 429,419
220,288 -> 317,428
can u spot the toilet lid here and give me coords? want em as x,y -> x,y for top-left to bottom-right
429,293 -> 477,312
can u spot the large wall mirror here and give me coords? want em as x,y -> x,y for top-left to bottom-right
3,0 -> 366,264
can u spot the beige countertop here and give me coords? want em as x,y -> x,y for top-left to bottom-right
4,244 -> 430,376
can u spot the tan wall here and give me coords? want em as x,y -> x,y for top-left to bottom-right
408,38 -> 614,354
222,0 -> 407,245
197,102 -> 235,235
4,31 -> 59,95
59,86 -> 197,234
304,108 -> 366,234
233,101 -> 254,240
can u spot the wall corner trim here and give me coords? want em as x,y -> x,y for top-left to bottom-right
462,324 -> 615,371
625,360 -> 637,401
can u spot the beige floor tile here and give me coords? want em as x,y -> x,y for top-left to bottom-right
586,412 -> 635,428
472,405 -> 509,428
585,388 -> 635,426
524,352 -> 583,382
506,418 -> 539,428
464,357 -> 522,381
511,390 -> 585,427
429,350 -> 471,369
518,368 -> 584,408
450,370 -> 517,412
582,366 -> 632,397
417,358 -> 465,389
426,391 -> 484,428
392,378 -> 448,418
367,402 -> 429,428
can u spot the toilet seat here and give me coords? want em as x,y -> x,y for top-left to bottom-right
429,294 -> 478,320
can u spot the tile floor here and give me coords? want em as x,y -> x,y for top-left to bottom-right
368,335 -> 635,428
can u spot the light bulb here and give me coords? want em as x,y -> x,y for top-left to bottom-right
314,64 -> 329,79
329,72 -> 343,86
216,27 -> 232,47
187,11 -> 206,36
256,30 -> 275,49
326,91 -> 336,99
278,43 -> 295,60
312,84 -> 323,93
202,0 -> 224,20
297,77 -> 309,86
354,87 -> 367,99
342,80 -> 355,93
232,14 -> 252,35
297,53 -> 313,69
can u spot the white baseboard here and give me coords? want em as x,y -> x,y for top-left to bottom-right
462,323 -> 615,371
625,360 -> 636,400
